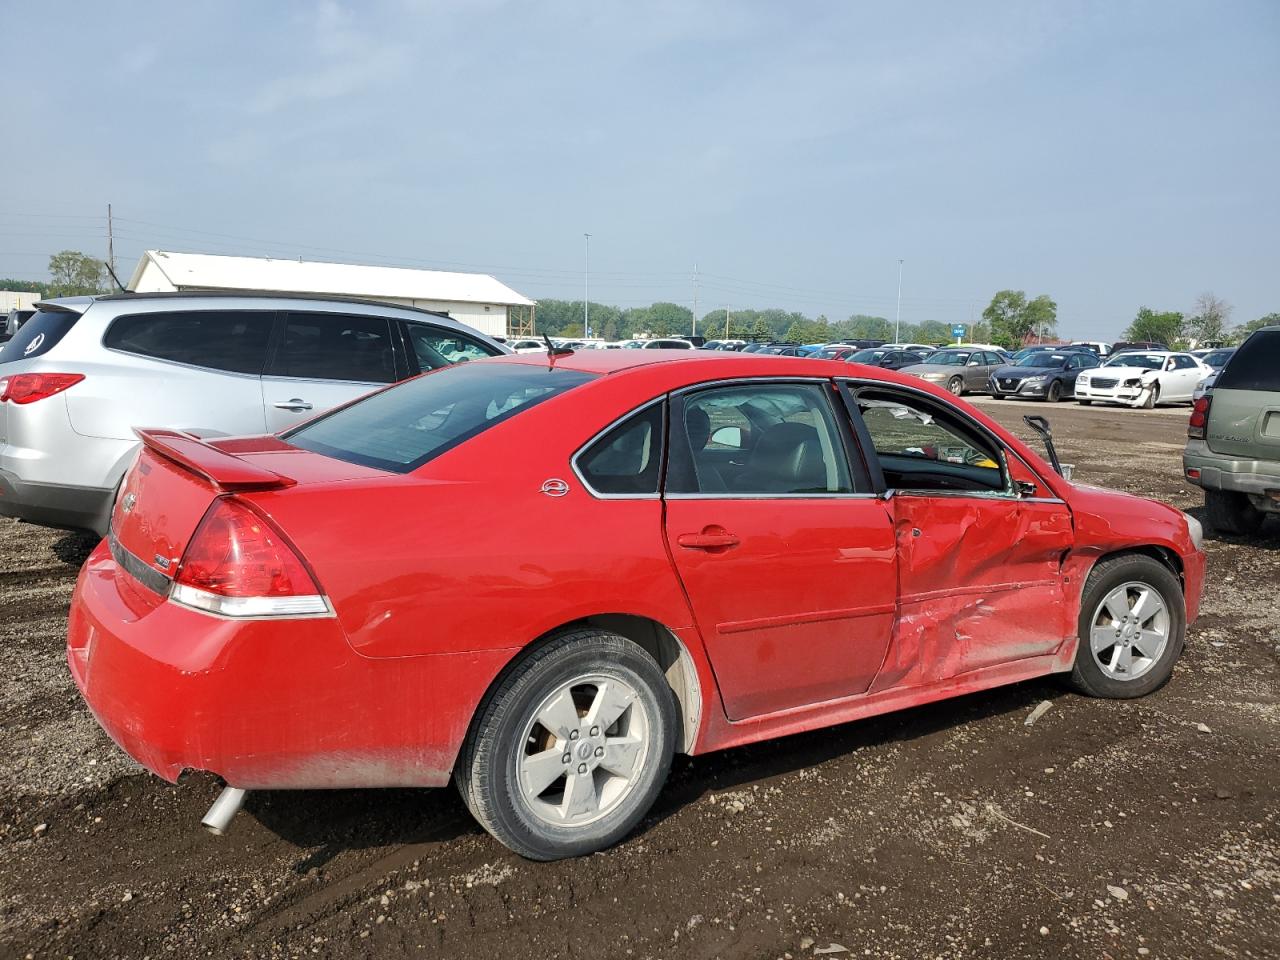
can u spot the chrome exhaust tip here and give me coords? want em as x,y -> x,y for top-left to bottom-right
201,786 -> 248,836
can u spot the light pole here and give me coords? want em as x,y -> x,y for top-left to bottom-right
894,258 -> 904,342
583,233 -> 591,338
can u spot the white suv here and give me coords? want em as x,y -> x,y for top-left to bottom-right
0,292 -> 506,535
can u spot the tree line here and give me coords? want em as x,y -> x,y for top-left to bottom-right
5,250 -> 1273,346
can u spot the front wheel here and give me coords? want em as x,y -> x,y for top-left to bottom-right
947,376 -> 964,396
1069,554 -> 1185,699
456,630 -> 677,860
1142,383 -> 1160,409
1046,380 -> 1062,403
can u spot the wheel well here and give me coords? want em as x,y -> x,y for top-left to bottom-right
534,614 -> 703,755
1093,546 -> 1184,586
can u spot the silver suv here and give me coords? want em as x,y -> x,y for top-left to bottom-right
0,292 -> 507,535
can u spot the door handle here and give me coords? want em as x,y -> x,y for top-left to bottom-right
677,531 -> 740,550
273,399 -> 313,412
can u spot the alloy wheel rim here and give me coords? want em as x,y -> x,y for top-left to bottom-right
949,378 -> 963,395
1089,580 -> 1170,681
516,674 -> 650,827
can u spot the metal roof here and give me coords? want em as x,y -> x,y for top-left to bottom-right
127,250 -> 535,307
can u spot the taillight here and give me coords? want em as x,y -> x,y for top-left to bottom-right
1188,395 -> 1211,439
0,373 -> 85,404
170,498 -> 329,618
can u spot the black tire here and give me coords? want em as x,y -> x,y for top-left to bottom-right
1069,554 -> 1186,699
1142,383 -> 1160,409
1077,399 -> 1092,406
1204,489 -> 1266,536
456,630 -> 677,860
947,376 -> 964,396
1046,380 -> 1062,403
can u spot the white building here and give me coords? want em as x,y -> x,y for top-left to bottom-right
127,250 -> 535,339
1,291 -> 41,312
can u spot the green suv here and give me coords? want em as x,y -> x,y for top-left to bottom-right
1183,325 -> 1279,534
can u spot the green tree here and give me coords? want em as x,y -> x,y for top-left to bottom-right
1124,307 -> 1184,345
981,290 -> 1058,347
837,314 -> 893,340
1186,292 -> 1231,346
749,317 -> 772,341
1230,312 -> 1279,343
47,250 -> 107,297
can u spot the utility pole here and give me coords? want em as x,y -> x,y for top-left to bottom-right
107,203 -> 117,290
894,258 -> 904,342
583,233 -> 590,338
725,304 -> 731,339
692,262 -> 699,338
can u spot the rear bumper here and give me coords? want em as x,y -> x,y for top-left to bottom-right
67,540 -> 514,789
0,469 -> 113,533
1183,440 -> 1280,508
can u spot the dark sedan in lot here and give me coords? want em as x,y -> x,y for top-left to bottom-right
845,348 -> 925,371
990,350 -> 1101,402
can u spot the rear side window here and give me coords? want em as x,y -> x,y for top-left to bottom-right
1215,331 -> 1280,392
286,362 -> 596,472
104,310 -> 274,374
272,312 -> 396,383
0,309 -> 80,363
576,403 -> 665,496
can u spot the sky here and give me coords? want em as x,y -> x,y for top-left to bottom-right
1,0 -> 1277,338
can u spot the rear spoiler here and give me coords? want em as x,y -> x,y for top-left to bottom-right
135,429 -> 296,491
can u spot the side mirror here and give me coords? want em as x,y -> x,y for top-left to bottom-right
710,425 -> 742,448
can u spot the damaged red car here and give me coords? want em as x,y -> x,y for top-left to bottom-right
68,351 -> 1205,860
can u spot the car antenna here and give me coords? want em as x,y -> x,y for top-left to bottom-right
104,262 -> 127,293
543,334 -> 573,363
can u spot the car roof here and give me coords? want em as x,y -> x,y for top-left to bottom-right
36,289 -> 456,322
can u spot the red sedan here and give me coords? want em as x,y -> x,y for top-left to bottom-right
68,351 -> 1205,860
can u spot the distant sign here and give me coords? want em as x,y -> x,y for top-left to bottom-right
951,324 -> 966,338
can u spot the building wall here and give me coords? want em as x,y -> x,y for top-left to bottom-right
0,291 -> 42,311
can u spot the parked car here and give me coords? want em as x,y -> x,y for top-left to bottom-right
881,342 -> 935,356
699,339 -> 745,351
67,350 -> 1204,860
1070,341 -> 1112,358
990,349 -> 1101,401
834,339 -> 885,349
1183,324 -> 1279,534
641,338 -> 695,350
1111,341 -> 1169,353
815,344 -> 856,360
0,292 -> 506,536
901,348 -> 1004,396
1,308 -> 35,343
758,342 -> 803,356
1191,347 -> 1235,372
509,338 -> 549,353
846,348 -> 925,371
1074,351 -> 1210,408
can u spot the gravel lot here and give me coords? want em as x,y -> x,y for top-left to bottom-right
2,400 -> 1277,960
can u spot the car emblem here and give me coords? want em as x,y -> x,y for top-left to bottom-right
540,478 -> 570,498
122,492 -> 137,513
23,333 -> 45,356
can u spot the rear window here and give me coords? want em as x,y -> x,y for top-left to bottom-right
105,310 -> 275,374
0,309 -> 80,363
286,361 -> 596,472
1215,330 -> 1280,392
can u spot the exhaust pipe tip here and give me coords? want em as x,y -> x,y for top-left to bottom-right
201,786 -> 248,836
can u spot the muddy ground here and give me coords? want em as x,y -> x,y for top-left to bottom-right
2,400 -> 1277,960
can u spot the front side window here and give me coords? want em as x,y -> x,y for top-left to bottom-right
854,387 -> 1005,493
576,403 -> 665,496
273,313 -> 395,383
103,310 -> 274,374
286,362 -> 595,472
405,323 -> 500,371
668,382 -> 855,495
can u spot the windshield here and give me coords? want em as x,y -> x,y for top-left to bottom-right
922,350 -> 971,365
287,362 -> 596,472
1105,353 -> 1165,369
1201,349 -> 1233,367
1015,352 -> 1068,367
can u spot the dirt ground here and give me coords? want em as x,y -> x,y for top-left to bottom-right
2,399 -> 1277,960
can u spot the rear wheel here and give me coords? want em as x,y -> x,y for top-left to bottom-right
1069,554 -> 1185,699
1046,380 -> 1062,403
456,630 -> 677,860
947,376 -> 964,396
1204,490 -> 1266,536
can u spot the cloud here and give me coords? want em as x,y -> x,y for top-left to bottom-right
247,0 -> 411,115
